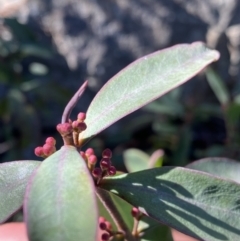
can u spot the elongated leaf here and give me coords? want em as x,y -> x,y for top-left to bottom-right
187,157 -> 240,183
124,148 -> 150,172
100,167 -> 240,241
24,146 -> 98,241
81,42 -> 219,140
0,161 -> 41,223
206,67 -> 230,105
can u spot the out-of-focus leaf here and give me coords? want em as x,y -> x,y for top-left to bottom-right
206,67 -> 230,106
148,149 -> 164,168
81,42 -> 220,141
187,157 -> 240,183
24,146 -> 98,241
124,148 -> 149,172
29,62 -> 48,75
0,161 -> 41,223
100,167 -> 240,241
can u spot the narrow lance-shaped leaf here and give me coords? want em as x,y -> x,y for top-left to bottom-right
100,167 -> 240,241
81,42 -> 220,140
24,146 -> 98,241
0,161 -> 41,223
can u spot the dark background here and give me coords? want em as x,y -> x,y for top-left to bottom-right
0,0 -> 240,169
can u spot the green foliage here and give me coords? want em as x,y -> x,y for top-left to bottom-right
0,161 -> 40,223
100,167 -> 240,241
2,41 -> 236,241
81,42 -> 219,141
24,146 -> 98,241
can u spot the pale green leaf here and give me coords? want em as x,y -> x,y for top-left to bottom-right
81,42 -> 219,140
0,161 -> 41,223
24,146 -> 98,241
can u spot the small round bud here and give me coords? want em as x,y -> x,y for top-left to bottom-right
105,221 -> 112,231
43,143 -> 55,156
77,112 -> 86,121
34,146 -> 44,157
85,148 -> 94,156
101,233 -> 110,241
131,207 -> 140,218
56,123 -> 73,135
78,122 -> 87,131
45,137 -> 56,146
99,216 -> 106,223
92,167 -> 102,179
100,158 -> 111,170
108,166 -> 116,176
99,221 -> 107,230
72,120 -> 79,130
102,148 -> 112,158
88,155 -> 97,165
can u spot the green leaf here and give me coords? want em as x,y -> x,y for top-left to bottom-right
0,161 -> 41,223
206,67 -> 230,106
124,148 -> 150,172
100,167 -> 240,241
24,146 -> 98,241
81,42 -> 219,140
187,157 -> 240,183
97,188 -> 173,241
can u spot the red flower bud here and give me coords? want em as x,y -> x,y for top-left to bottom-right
105,221 -> 112,231
43,143 -> 55,156
34,146 -> 44,157
45,137 -> 56,146
102,148 -> 112,158
99,221 -> 107,230
100,158 -> 111,170
85,148 -> 94,156
92,167 -> 102,179
88,155 -> 97,165
99,216 -> 106,223
56,123 -> 73,135
131,207 -> 140,218
108,166 -> 116,176
101,233 -> 110,241
77,112 -> 86,121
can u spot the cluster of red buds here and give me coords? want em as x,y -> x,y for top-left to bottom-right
99,216 -> 124,241
82,148 -> 117,184
56,112 -> 87,146
34,137 -> 56,158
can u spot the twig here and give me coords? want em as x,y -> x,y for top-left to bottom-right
96,188 -> 136,241
61,80 -> 88,123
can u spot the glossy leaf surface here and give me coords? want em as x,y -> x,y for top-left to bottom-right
24,146 -> 98,241
187,157 -> 240,183
0,161 -> 40,223
100,167 -> 240,241
81,42 -> 219,140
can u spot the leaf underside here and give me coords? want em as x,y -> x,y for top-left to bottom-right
100,167 -> 240,241
24,146 -> 98,241
0,160 -> 41,223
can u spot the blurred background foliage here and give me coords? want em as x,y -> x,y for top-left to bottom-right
0,0 -> 240,170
